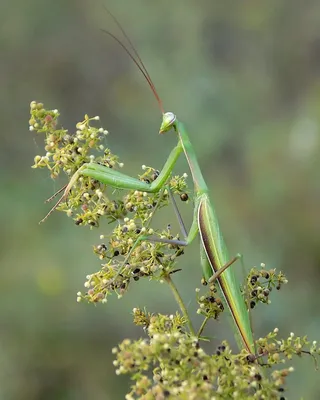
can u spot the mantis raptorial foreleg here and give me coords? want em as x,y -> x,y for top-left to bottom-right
40,142 -> 184,223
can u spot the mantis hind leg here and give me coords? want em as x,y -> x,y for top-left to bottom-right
208,254 -> 242,283
201,248 -> 243,284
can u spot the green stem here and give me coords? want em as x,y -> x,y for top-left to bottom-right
197,316 -> 209,338
165,275 -> 195,336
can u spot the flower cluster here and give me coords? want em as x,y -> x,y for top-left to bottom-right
112,310 -> 320,400
246,263 -> 288,309
30,101 -> 112,178
196,282 -> 224,321
30,101 -> 122,225
256,329 -> 320,367
77,219 -> 186,303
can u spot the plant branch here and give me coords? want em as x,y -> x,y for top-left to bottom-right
197,316 -> 209,338
164,275 -> 195,336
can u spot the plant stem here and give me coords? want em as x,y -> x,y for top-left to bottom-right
197,316 -> 209,338
165,275 -> 195,336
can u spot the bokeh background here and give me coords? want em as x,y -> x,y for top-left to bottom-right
2,0 -> 320,398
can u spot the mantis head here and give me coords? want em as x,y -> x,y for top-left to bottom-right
159,112 -> 177,134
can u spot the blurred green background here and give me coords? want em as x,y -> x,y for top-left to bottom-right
2,0 -> 320,398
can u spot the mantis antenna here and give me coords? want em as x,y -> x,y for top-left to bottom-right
101,6 -> 164,114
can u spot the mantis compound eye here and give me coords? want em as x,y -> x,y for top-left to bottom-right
159,111 -> 177,134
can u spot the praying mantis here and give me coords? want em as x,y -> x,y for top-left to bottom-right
42,11 -> 256,355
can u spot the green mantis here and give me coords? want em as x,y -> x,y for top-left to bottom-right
43,13 -> 256,355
